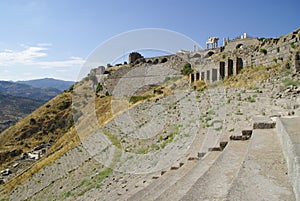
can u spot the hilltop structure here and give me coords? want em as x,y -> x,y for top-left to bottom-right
187,29 -> 300,84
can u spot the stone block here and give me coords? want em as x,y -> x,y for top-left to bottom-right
220,141 -> 228,150
253,117 -> 276,129
230,135 -> 251,141
242,130 -> 253,136
170,165 -> 179,170
198,152 -> 206,158
152,175 -> 159,179
208,147 -> 222,151
188,156 -> 199,161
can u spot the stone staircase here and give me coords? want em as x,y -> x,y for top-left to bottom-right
162,140 -> 250,201
127,115 -> 299,201
226,128 -> 295,201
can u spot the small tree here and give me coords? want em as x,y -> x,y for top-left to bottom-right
95,83 -> 103,94
181,63 -> 193,76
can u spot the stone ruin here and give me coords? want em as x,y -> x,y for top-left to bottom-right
189,29 -> 300,84
128,52 -> 144,64
206,37 -> 219,49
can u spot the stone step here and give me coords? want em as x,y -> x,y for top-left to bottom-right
128,151 -> 220,201
253,116 -> 276,129
226,128 -> 296,201
208,141 -> 229,152
153,151 -> 221,201
230,135 -> 251,141
127,161 -> 197,201
163,140 -> 251,201
230,129 -> 253,141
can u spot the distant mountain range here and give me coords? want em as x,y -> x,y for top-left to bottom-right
0,81 -> 61,102
0,78 -> 74,133
0,93 -> 44,133
17,78 -> 75,92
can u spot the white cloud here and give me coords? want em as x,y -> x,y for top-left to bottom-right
0,44 -> 85,68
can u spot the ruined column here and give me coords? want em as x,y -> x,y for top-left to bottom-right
201,72 -> 205,80
212,69 -> 218,82
233,59 -> 237,76
224,60 -> 228,78
206,70 -> 211,83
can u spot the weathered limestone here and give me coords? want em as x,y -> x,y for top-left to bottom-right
276,117 -> 300,201
227,129 -> 295,201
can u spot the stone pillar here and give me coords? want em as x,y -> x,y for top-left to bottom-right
212,69 -> 218,82
206,70 -> 210,82
201,72 -> 205,80
233,59 -> 237,76
224,60 -> 228,78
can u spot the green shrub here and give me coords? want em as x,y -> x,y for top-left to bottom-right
129,95 -> 152,104
246,96 -> 256,103
282,78 -> 300,87
276,47 -> 280,53
105,91 -> 110,96
101,130 -> 121,149
181,63 -> 193,76
291,42 -> 296,49
260,48 -> 267,55
95,83 -> 103,94
29,118 -> 36,125
137,147 -> 149,154
153,88 -> 163,95
57,101 -> 71,110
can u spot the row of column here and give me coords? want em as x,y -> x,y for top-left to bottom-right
189,57 -> 243,84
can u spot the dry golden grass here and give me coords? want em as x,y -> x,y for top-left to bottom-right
223,64 -> 281,88
0,92 -> 115,197
0,92 -> 73,170
0,74 -> 184,198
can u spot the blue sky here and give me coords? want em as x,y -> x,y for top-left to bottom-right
0,0 -> 299,81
